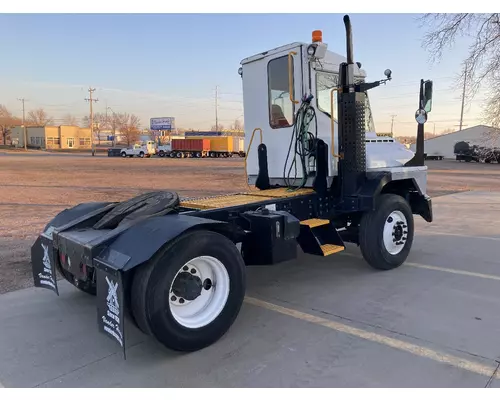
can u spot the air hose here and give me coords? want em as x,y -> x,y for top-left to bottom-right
283,94 -> 318,190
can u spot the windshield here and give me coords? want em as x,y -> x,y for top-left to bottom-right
315,70 -> 375,132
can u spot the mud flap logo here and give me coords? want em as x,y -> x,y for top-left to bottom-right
96,268 -> 126,355
32,241 -> 57,293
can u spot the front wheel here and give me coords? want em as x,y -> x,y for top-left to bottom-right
131,230 -> 246,352
359,194 -> 414,270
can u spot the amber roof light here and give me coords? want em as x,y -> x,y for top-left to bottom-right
312,30 -> 322,43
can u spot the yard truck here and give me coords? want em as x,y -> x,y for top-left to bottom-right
30,15 -> 433,356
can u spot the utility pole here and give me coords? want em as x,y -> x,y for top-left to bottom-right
17,98 -> 28,150
85,87 -> 98,156
459,70 -> 467,131
215,85 -> 219,132
390,114 -> 397,135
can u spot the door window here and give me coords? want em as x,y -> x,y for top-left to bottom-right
268,55 -> 296,129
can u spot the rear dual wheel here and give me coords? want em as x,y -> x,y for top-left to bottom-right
131,230 -> 246,352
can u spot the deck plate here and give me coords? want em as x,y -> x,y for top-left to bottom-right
180,187 -> 316,210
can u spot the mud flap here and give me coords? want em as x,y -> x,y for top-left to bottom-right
31,233 -> 59,296
96,267 -> 127,359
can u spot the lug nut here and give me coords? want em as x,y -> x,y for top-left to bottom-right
387,217 -> 393,223
190,268 -> 196,274
171,295 -> 177,302
183,266 -> 188,271
179,298 -> 185,304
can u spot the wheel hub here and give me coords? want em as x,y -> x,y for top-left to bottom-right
393,222 -> 404,242
167,256 -> 230,329
383,211 -> 408,255
171,272 -> 202,301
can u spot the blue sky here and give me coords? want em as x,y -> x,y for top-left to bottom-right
0,13 -> 485,135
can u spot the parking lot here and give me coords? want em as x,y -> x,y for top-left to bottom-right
0,153 -> 499,387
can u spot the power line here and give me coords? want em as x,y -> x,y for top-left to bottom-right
390,114 -> 397,135
459,67 -> 467,131
85,87 -> 98,156
215,85 -> 219,131
17,98 -> 28,150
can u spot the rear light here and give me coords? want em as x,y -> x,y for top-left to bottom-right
59,252 -> 66,265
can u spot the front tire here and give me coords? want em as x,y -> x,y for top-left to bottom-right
131,230 -> 246,352
359,194 -> 414,270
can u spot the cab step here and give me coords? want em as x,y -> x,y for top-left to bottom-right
297,218 -> 345,257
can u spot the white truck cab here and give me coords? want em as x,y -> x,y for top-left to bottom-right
239,33 -> 419,188
120,141 -> 156,158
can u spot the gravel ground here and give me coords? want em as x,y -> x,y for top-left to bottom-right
0,153 -> 498,294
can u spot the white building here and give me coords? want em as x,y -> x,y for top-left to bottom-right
410,125 -> 500,159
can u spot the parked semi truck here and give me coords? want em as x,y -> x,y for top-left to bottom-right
29,15 -> 433,357
454,141 -> 500,163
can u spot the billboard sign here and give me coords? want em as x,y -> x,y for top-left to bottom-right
150,117 -> 175,131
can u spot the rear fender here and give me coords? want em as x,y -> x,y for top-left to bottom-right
43,202 -> 115,233
93,214 -> 244,273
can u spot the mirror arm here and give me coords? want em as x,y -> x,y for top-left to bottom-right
356,81 -> 381,92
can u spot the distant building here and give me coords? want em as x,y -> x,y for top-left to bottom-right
409,125 -> 500,159
10,125 -> 92,150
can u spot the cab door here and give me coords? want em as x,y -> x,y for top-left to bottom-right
263,45 -> 306,184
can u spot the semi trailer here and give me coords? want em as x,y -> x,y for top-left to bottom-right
170,138 -> 211,158
30,15 -> 433,356
182,135 -> 246,158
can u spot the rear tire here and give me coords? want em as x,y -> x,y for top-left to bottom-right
131,230 -> 246,352
359,194 -> 414,270
121,152 -> 127,157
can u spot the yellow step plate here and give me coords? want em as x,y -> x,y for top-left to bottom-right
300,218 -> 330,228
320,244 -> 345,256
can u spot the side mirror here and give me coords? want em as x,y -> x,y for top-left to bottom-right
384,69 -> 392,79
423,80 -> 433,112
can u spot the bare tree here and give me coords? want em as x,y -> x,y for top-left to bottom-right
0,105 -> 21,145
82,112 -> 113,130
419,13 -> 500,128
82,112 -> 116,144
230,118 -> 243,131
211,124 -> 224,131
63,114 -> 78,126
115,113 -> 141,146
26,108 -> 54,126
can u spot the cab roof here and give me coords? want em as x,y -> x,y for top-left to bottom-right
240,42 -> 367,77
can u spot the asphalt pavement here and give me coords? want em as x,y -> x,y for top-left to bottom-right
0,191 -> 499,387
